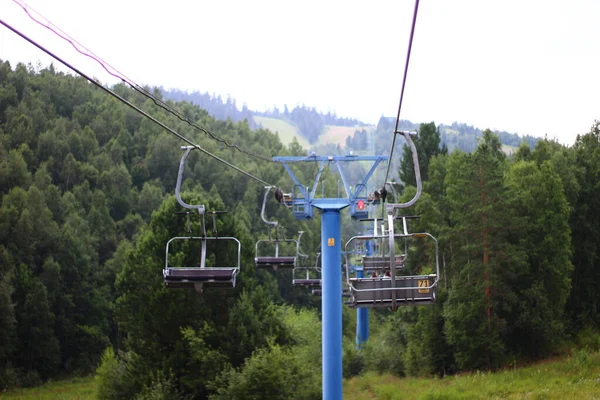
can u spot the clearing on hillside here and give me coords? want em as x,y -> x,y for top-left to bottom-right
318,125 -> 370,147
254,116 -> 310,148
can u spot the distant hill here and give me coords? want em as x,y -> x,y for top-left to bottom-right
160,88 -> 258,129
370,117 -> 538,155
160,88 -> 538,155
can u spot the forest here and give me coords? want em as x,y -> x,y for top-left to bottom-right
1,60 -> 600,399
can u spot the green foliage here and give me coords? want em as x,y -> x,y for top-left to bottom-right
209,306 -> 321,400
404,294 -> 453,377
95,348 -> 146,400
210,344 -> 321,400
134,370 -> 188,400
343,337 -> 365,378
3,57 -> 600,399
362,314 -> 407,376
399,122 -> 447,189
575,327 -> 600,352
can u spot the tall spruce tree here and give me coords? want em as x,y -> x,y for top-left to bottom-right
443,131 -> 520,370
504,160 -> 572,355
566,121 -> 600,328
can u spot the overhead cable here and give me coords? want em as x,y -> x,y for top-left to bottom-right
11,0 -> 279,164
383,0 -> 421,186
0,18 -> 275,187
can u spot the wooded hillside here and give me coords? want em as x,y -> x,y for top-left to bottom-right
1,60 -> 600,399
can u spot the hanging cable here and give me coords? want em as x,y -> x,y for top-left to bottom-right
0,18 -> 275,188
10,0 -> 282,164
383,0 -> 420,185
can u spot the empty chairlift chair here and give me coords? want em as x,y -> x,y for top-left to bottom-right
254,187 -> 299,270
292,232 -> 321,287
162,146 -> 241,293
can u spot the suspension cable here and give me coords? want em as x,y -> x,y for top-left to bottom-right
383,0 -> 420,185
10,0 -> 279,164
0,18 -> 275,187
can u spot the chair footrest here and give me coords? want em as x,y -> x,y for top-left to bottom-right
254,257 -> 296,268
164,267 -> 237,281
292,279 -> 321,286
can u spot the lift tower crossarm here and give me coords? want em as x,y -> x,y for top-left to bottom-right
273,155 -> 388,210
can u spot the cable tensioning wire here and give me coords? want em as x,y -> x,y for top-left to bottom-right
383,0 -> 420,186
11,0 -> 280,164
0,19 -> 275,188
12,0 -> 355,169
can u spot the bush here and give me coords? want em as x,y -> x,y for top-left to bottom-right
135,370 -> 189,400
343,337 -> 365,378
0,366 -> 21,390
209,344 -> 320,400
362,320 -> 406,376
95,348 -> 146,400
576,327 -> 600,351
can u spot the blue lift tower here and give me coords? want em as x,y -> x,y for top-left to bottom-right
273,154 -> 387,400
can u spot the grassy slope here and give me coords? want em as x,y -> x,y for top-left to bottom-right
254,116 -> 310,148
0,377 -> 95,400
344,350 -> 600,400
254,117 -> 368,150
318,125 -> 368,147
3,351 -> 600,399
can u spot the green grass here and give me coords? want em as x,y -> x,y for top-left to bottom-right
344,350 -> 600,400
254,116 -> 310,148
5,351 -> 599,399
254,117 -> 370,150
0,377 -> 96,400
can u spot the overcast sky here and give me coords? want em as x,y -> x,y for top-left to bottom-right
1,0 -> 599,146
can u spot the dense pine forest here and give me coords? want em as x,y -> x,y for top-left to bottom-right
1,60 -> 600,399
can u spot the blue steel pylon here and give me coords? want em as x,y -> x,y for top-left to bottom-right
273,154 -> 387,400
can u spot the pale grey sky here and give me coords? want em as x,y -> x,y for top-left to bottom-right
1,0 -> 599,145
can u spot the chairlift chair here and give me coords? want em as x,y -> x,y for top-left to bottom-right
344,131 -> 439,309
292,232 -> 321,287
163,146 -> 241,293
254,187 -> 299,270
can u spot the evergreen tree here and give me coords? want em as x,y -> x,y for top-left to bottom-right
399,122 -> 447,189
443,131 -> 518,370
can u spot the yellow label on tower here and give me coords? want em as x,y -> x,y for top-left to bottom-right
327,238 -> 335,246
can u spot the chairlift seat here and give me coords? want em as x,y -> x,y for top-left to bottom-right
348,274 -> 436,308
362,255 -> 405,271
163,267 -> 237,289
292,264 -> 321,287
292,278 -> 321,287
254,256 -> 297,269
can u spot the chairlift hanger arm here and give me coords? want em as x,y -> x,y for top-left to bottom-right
310,161 -> 330,199
176,146 -> 205,214
260,186 -> 279,227
296,231 -> 309,258
334,162 -> 352,199
386,131 -> 422,213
